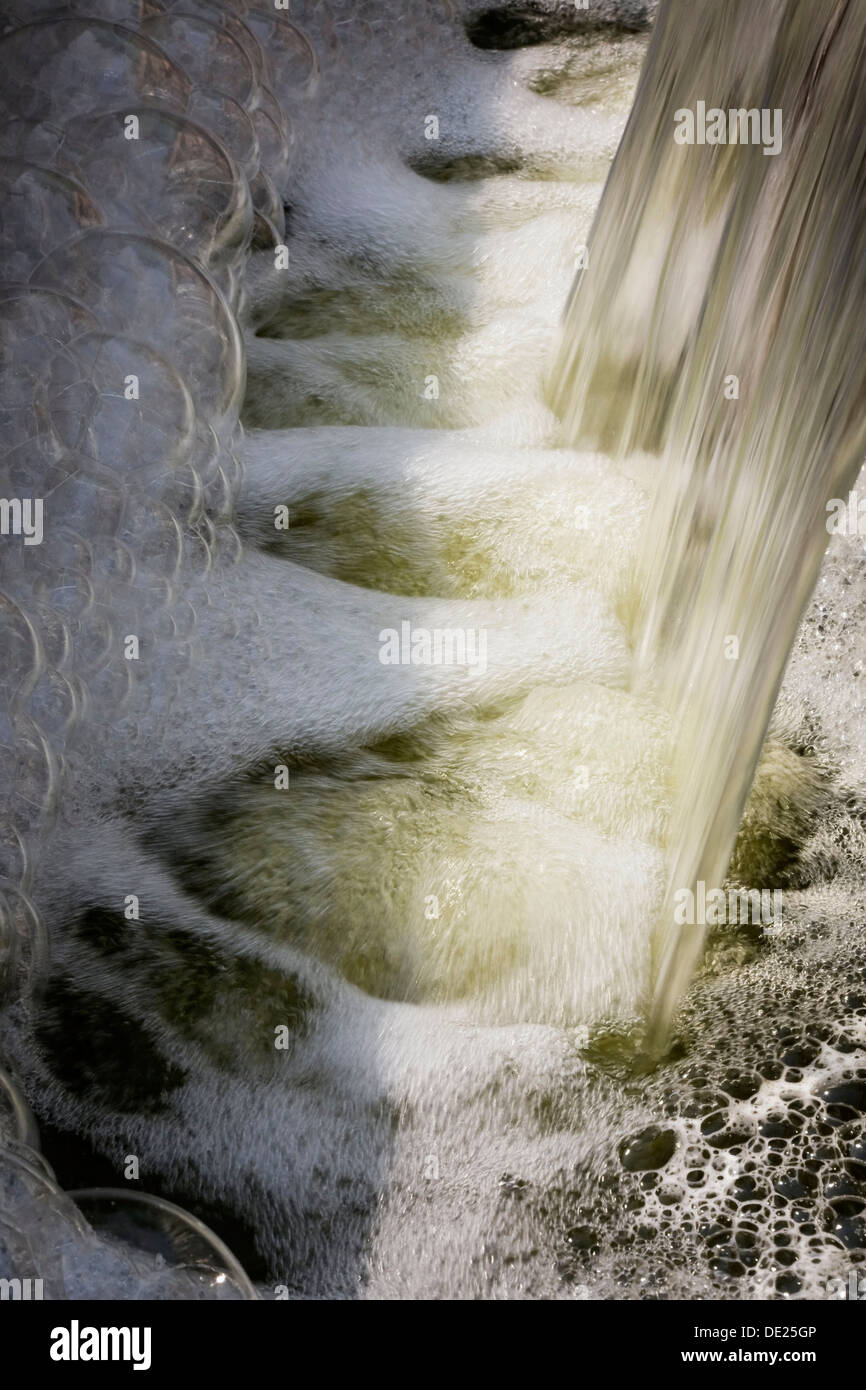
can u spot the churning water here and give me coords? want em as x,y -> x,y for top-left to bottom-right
0,0 -> 865,1301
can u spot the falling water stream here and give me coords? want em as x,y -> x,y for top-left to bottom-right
551,0 -> 866,1043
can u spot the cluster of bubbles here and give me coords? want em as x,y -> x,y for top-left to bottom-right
0,1058 -> 256,1296
0,0 -> 327,1299
544,915 -> 866,1299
